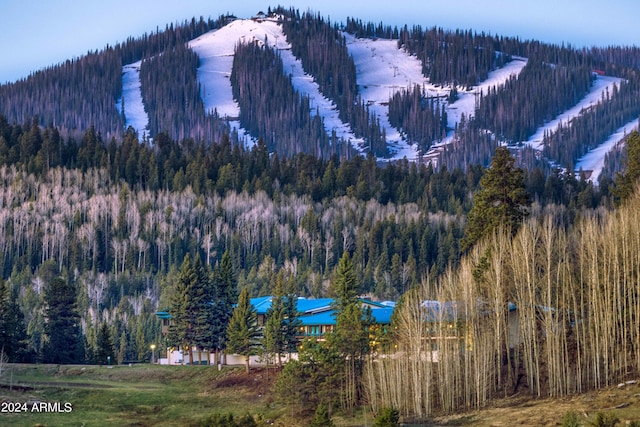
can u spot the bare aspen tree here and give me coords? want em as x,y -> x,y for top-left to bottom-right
511,220 -> 541,396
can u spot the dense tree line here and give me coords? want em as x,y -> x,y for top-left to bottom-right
118,16 -> 224,66
0,16 -> 226,140
475,58 -> 594,143
279,8 -> 388,156
543,76 -> 640,170
398,25 -> 507,88
388,85 -> 448,152
0,114 -> 477,207
0,49 -> 123,139
439,55 -> 636,175
230,41 -> 341,159
588,45 -> 640,75
0,159 -> 468,296
0,119 -> 611,371
139,42 -> 230,142
342,17 -> 400,39
3,10 -> 640,169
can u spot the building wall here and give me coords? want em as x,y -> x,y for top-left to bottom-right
163,347 -> 299,366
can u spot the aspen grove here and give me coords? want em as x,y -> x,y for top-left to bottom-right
365,193 -> 640,418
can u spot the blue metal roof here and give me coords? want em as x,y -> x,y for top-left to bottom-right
250,296 -> 273,314
250,296 -> 335,315
161,296 -> 396,326
421,300 -> 460,322
298,307 -> 394,326
299,310 -> 337,326
296,298 -> 334,313
370,307 -> 394,324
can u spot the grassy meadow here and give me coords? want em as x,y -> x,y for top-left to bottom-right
1,363 -> 639,426
0,363 -> 287,427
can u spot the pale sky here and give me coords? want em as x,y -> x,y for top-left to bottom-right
1,0 -> 639,84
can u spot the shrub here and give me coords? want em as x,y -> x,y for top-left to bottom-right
375,407 -> 400,427
587,412 -> 619,427
562,411 -> 581,427
310,404 -> 335,427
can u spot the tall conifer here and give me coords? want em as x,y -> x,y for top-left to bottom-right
461,146 -> 530,253
43,277 -> 84,364
226,287 -> 261,373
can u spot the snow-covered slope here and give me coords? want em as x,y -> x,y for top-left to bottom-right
118,16 -> 631,179
523,75 -> 624,152
188,18 -> 359,149
575,118 -> 637,181
117,61 -> 149,138
443,56 -> 528,141
519,74 -> 630,183
343,34 -> 427,158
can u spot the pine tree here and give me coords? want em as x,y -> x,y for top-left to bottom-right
95,322 -> 115,365
263,273 -> 286,366
191,255 -> 215,363
282,278 -> 302,360
167,254 -> 210,364
461,146 -> 530,253
0,280 -> 27,361
43,277 -> 84,364
212,251 -> 237,364
331,252 -> 359,312
310,403 -> 335,427
226,287 -> 261,373
329,252 -> 371,414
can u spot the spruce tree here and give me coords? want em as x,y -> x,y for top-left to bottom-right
282,278 -> 302,360
328,252 -> 371,414
263,273 -> 286,366
331,252 -> 359,312
212,251 -> 237,364
191,255 -> 215,363
168,254 -> 210,364
310,404 -> 335,427
461,146 -> 530,253
226,287 -> 261,373
95,322 -> 115,365
0,280 -> 27,361
43,277 -> 84,364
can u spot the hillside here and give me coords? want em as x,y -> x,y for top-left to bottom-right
1,8 -> 640,181
2,6 -> 640,425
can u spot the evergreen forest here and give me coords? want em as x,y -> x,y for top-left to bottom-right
2,5 -> 640,424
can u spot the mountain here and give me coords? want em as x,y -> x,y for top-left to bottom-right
2,7 -> 640,181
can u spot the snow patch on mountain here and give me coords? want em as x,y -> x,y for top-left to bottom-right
575,118 -> 638,182
523,75 -> 624,151
343,34 -> 425,158
188,18 -> 359,149
420,56 -> 528,164
446,57 -> 528,139
117,61 -> 150,139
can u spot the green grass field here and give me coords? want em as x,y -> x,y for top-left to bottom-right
2,363 -> 639,426
0,363 -> 287,427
